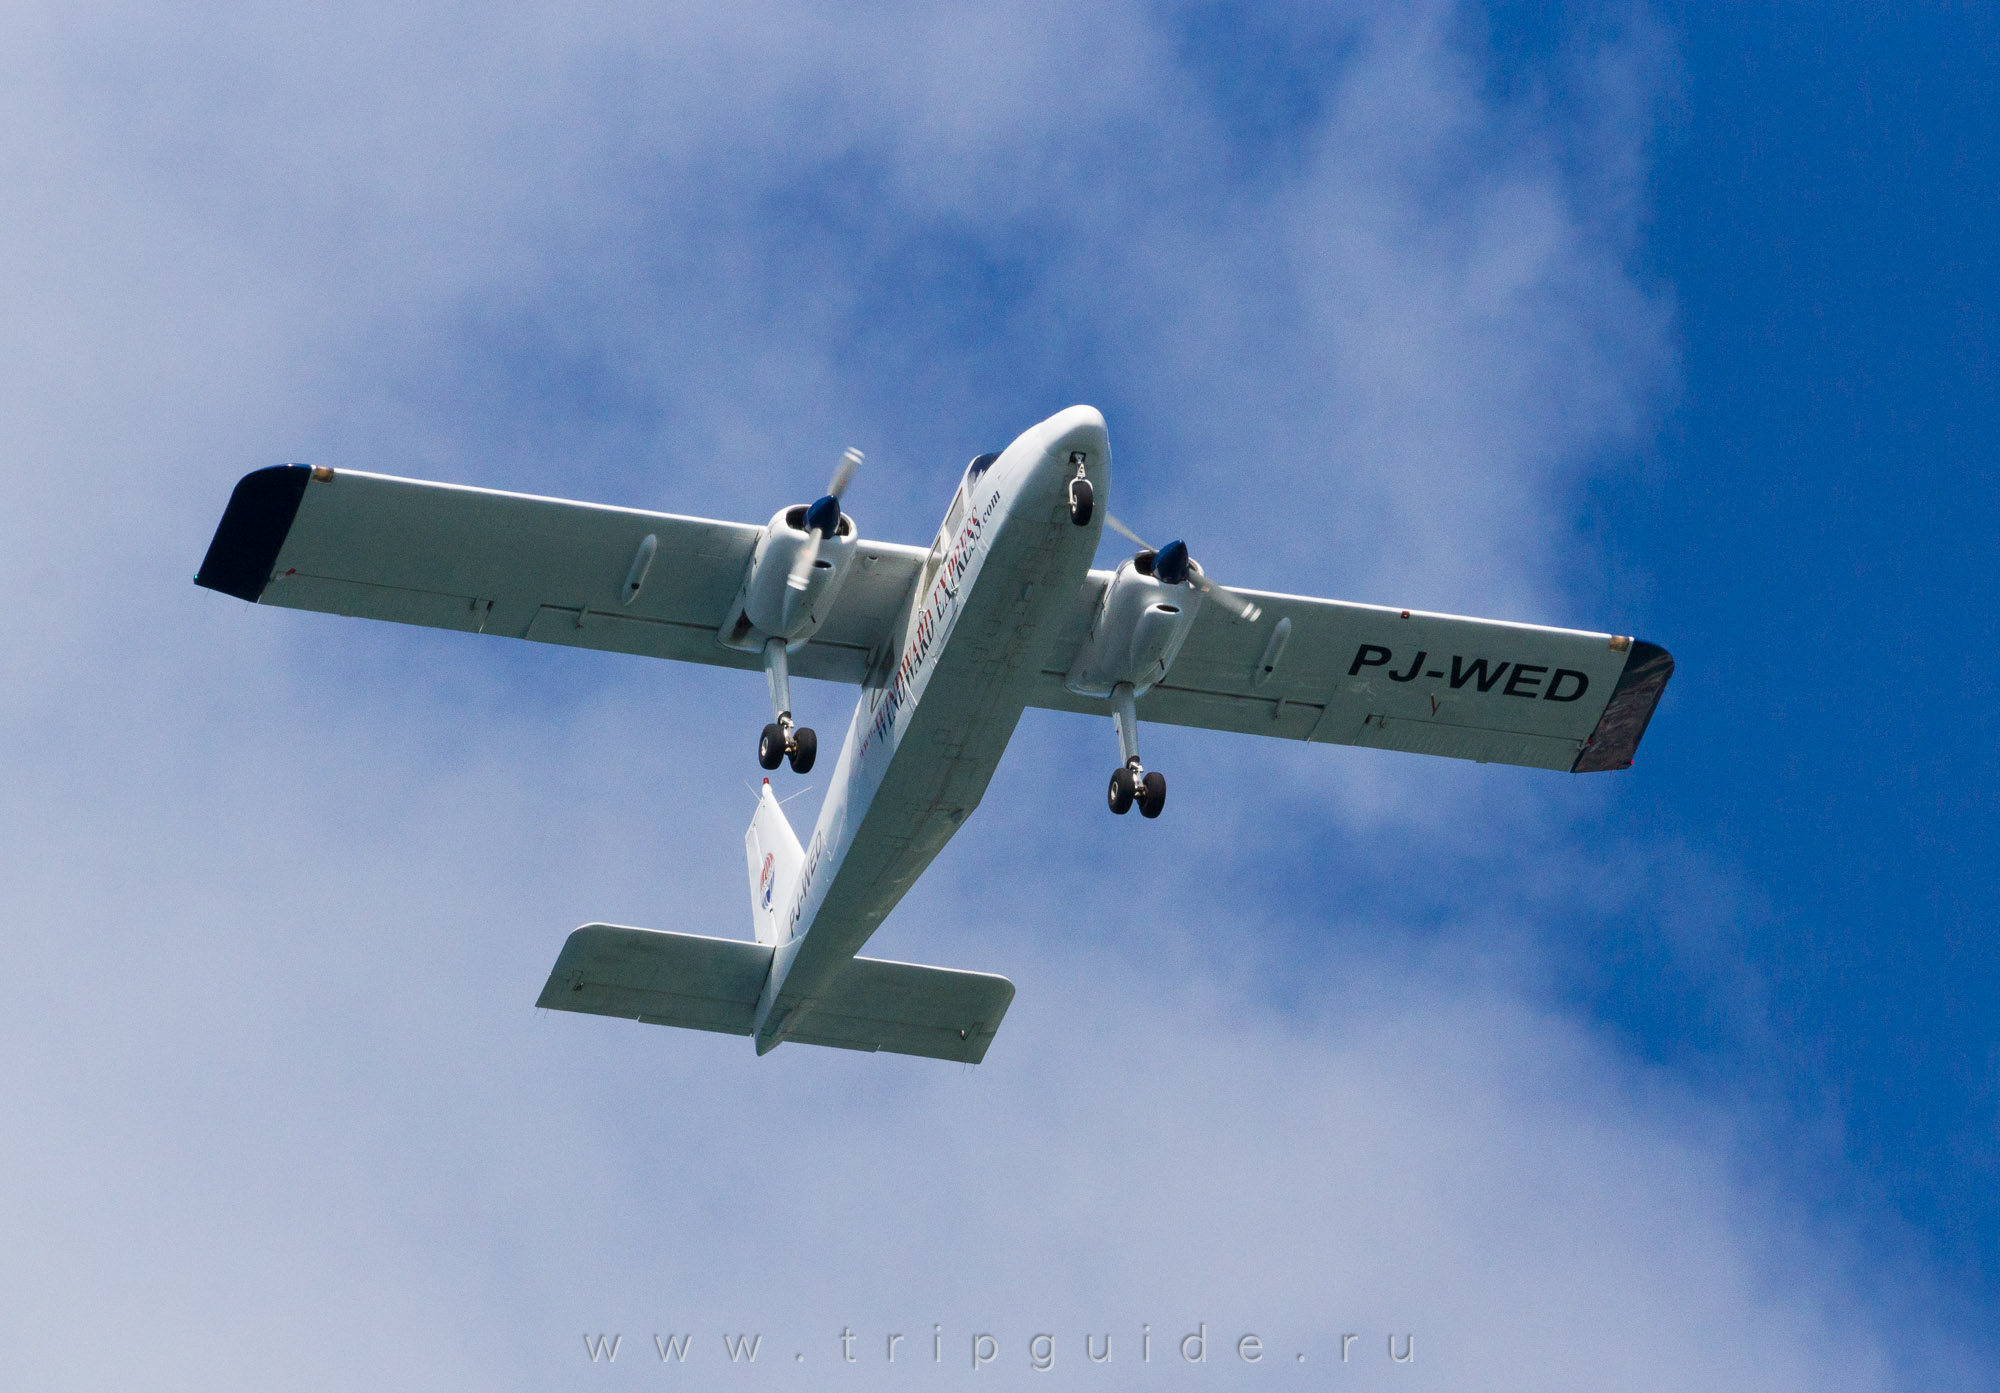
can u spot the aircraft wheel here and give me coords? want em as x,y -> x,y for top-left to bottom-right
1107,765 -> 1136,815
1137,770 -> 1167,819
758,723 -> 786,770
788,727 -> 817,774
1069,478 -> 1094,527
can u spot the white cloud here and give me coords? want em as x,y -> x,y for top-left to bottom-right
0,2 -> 1979,1389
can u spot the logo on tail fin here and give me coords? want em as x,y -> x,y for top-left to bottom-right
759,853 -> 775,909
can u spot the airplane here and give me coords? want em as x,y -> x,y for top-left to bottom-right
194,406 -> 1673,1064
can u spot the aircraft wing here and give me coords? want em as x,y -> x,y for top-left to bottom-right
1032,574 -> 1673,773
194,464 -> 927,682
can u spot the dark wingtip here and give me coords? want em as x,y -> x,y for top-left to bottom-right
193,465 -> 311,602
1573,639 -> 1674,773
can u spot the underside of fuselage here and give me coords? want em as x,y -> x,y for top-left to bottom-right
751,406 -> 1109,1051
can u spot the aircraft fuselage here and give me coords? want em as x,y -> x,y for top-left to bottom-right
751,407 -> 1109,1051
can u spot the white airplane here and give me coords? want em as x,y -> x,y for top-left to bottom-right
195,406 -> 1672,1063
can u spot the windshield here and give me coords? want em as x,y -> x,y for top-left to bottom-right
922,485 -> 965,592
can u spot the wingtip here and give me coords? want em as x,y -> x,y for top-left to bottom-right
193,463 -> 312,602
1573,639 -> 1674,772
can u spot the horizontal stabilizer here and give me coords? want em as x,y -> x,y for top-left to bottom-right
537,925 -> 1014,1062
537,925 -> 771,1035
786,956 -> 1015,1063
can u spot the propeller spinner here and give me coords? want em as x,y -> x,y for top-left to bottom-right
788,447 -> 863,594
1104,514 -> 1261,622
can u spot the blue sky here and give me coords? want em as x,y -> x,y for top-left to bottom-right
2,2 -> 1995,1388
1593,0 -> 2000,1290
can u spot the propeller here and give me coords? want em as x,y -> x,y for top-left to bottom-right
1105,514 -> 1262,622
788,447 -> 864,595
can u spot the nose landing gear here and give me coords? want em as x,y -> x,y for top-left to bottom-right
1104,681 -> 1167,818
758,637 -> 817,774
1067,451 -> 1094,527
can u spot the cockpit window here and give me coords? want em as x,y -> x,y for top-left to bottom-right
925,486 -> 966,590
923,455 -> 995,595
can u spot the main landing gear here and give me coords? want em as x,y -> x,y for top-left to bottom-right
758,720 -> 815,773
758,637 -> 817,774
1104,681 -> 1166,818
1107,763 -> 1166,818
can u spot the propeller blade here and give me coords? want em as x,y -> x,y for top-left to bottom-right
1110,513 -> 1258,619
1187,559 -> 1262,622
828,447 -> 863,501
1104,513 -> 1152,550
792,447 -> 860,594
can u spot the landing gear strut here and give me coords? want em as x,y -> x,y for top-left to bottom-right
759,637 -> 817,774
1104,682 -> 1166,818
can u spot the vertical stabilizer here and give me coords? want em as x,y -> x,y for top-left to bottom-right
743,780 -> 804,946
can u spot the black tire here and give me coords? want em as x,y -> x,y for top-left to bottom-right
1069,478 -> 1094,527
758,723 -> 785,770
788,726 -> 818,774
1107,765 -> 1135,815
1138,770 -> 1167,819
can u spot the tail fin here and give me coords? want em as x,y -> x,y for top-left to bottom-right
743,780 -> 803,946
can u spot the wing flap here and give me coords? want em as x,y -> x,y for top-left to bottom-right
519,603 -> 877,684
787,957 -> 1015,1063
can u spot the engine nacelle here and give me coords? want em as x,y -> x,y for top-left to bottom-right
1062,556 -> 1201,699
722,504 -> 859,649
